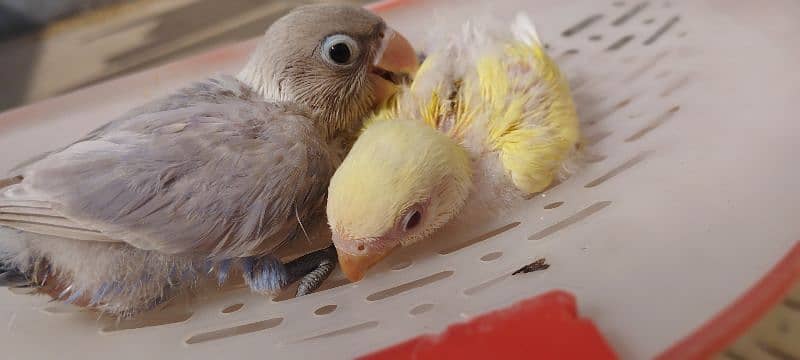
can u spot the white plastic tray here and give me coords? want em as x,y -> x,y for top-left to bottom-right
1,0 -> 799,358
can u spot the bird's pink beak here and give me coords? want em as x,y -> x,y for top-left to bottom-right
369,27 -> 418,106
333,233 -> 397,282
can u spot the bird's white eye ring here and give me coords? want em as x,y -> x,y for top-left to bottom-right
322,34 -> 360,66
402,209 -> 422,232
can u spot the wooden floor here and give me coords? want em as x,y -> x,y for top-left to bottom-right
720,282 -> 800,359
0,0 -> 367,111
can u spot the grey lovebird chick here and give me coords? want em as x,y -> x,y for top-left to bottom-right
0,4 -> 418,316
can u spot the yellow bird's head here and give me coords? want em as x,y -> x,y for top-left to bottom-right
327,118 -> 472,282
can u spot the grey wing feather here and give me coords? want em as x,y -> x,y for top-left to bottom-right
0,174 -> 114,241
0,76 -> 337,259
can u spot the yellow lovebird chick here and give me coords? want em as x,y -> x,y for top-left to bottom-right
327,14 -> 581,282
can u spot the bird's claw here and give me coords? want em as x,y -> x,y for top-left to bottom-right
284,245 -> 338,297
0,262 -> 29,287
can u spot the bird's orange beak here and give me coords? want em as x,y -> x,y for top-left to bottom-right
333,233 -> 397,282
369,27 -> 418,107
337,248 -> 394,282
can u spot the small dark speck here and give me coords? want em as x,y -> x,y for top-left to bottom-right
512,258 -> 550,275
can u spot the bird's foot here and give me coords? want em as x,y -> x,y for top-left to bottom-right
0,266 -> 28,287
239,246 -> 337,297
0,261 -> 31,287
284,245 -> 337,297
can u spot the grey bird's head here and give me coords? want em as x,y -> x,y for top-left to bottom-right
238,4 -> 418,140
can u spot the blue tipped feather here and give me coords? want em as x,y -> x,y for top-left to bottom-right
216,259 -> 231,286
65,288 -> 84,304
90,282 -> 112,305
241,256 -> 288,293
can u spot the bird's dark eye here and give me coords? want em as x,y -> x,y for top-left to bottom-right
322,34 -> 359,66
402,210 -> 422,232
329,43 -> 351,64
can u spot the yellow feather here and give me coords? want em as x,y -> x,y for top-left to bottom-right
327,15 -> 581,266
366,26 -> 579,196
476,41 -> 580,193
327,119 -> 472,239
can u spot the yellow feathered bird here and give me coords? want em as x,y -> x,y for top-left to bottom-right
327,14 -> 581,281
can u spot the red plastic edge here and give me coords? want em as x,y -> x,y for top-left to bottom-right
358,290 -> 618,360
657,241 -> 800,359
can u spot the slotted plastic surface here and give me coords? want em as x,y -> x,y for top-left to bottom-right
1,0 -> 799,359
